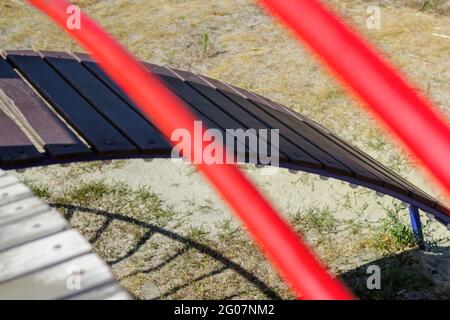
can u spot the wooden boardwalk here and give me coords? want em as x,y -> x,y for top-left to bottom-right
0,169 -> 132,299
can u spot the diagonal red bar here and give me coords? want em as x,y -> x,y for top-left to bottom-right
259,0 -> 450,207
27,0 -> 353,299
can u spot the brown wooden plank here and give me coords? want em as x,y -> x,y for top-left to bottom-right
41,51 -> 170,154
180,72 -> 354,174
5,51 -> 137,156
0,108 -> 42,166
75,54 -> 252,162
0,56 -> 91,159
163,69 -> 297,164
239,87 -> 439,204
72,53 -> 138,109
146,64 -> 261,158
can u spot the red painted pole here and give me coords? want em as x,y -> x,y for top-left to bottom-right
27,0 -> 353,299
259,0 -> 450,206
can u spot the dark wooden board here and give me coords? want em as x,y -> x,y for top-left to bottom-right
73,53 -> 249,158
75,54 -> 251,161
41,51 -> 170,154
146,64 -> 260,157
5,51 -> 136,156
165,69 -> 295,164
239,87 -> 439,205
0,109 -> 42,166
0,56 -> 91,159
184,72 -> 354,174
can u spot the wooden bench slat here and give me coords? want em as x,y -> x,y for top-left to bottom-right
76,54 -> 251,160
72,53 -> 138,110
41,51 -> 170,154
0,173 -> 18,189
0,197 -> 50,227
0,253 -> 115,300
185,73 -> 354,174
68,282 -> 132,300
0,229 -> 92,283
0,210 -> 68,252
147,65 -> 260,157
0,108 -> 42,165
153,66 -> 293,163
0,57 -> 91,159
242,89 -> 437,205
5,51 -> 137,156
0,183 -> 33,207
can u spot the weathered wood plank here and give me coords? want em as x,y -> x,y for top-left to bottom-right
0,56 -> 91,159
0,183 -> 33,207
0,173 -> 18,189
5,51 -> 136,156
0,210 -> 68,252
68,282 -> 132,300
184,73 -> 349,172
41,51 -> 170,154
0,229 -> 92,283
0,196 -> 49,227
0,253 -> 115,300
0,108 -> 42,166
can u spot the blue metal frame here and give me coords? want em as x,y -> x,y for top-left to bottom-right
3,155 -> 450,229
408,206 -> 425,249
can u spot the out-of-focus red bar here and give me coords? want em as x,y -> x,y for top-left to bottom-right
27,0 -> 354,299
259,0 -> 450,206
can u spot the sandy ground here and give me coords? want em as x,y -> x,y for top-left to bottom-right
1,0 -> 450,299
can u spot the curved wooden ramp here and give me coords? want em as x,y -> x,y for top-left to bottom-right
0,50 -> 449,229
0,169 -> 132,299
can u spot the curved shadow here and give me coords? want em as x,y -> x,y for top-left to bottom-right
340,247 -> 450,300
51,203 -> 282,300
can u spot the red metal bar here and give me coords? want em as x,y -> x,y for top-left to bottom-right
259,0 -> 450,206
27,0 -> 353,299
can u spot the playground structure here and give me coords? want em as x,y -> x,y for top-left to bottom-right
0,50 -> 449,299
0,0 -> 448,299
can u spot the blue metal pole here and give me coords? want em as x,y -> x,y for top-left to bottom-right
408,206 -> 425,249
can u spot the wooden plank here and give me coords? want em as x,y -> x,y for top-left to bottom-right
256,101 -> 386,185
181,72 -> 351,173
163,68 -> 317,167
0,173 -> 18,189
0,229 -> 92,283
75,54 -> 251,161
41,51 -> 170,154
0,253 -> 116,300
72,53 -> 138,110
146,65 -> 259,157
161,68 -> 293,164
0,210 -> 68,252
231,84 -> 413,195
0,108 -> 42,166
0,197 -> 50,227
5,51 -> 137,156
243,87 -> 439,206
0,183 -> 33,207
68,282 -> 132,300
0,57 -> 91,159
